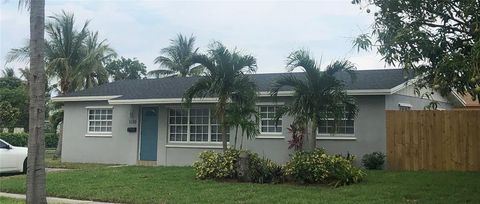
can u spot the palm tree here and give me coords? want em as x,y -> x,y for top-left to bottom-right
148,34 -> 204,78
19,0 -> 48,202
270,49 -> 358,151
184,42 -> 257,150
1,68 -> 15,77
225,82 -> 259,149
7,11 -> 116,159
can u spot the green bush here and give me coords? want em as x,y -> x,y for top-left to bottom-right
361,152 -> 385,170
0,132 -> 28,146
247,153 -> 284,183
284,148 -> 366,187
193,148 -> 240,180
0,132 -> 58,148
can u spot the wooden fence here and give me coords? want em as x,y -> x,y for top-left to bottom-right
386,110 -> 480,171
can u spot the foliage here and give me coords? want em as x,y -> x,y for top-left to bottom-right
246,153 -> 284,184
284,148 -> 366,187
0,132 -> 58,148
361,152 -> 386,170
184,42 -> 257,150
0,102 -> 20,130
6,11 -> 116,94
148,34 -> 204,78
270,49 -> 358,151
353,0 -> 480,103
287,124 -> 304,151
0,72 -> 29,130
106,57 -> 147,81
193,149 -> 240,179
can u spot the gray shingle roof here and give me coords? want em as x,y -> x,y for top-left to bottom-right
59,69 -> 411,100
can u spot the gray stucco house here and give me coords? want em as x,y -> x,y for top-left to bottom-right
52,69 -> 465,166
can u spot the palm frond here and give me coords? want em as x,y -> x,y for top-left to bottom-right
147,69 -> 176,78
325,60 -> 357,81
6,46 -> 30,64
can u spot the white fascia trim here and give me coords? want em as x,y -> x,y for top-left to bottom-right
85,134 -> 112,138
256,102 -> 285,105
451,91 -> 467,106
51,95 -> 122,102
261,89 -> 395,96
108,97 -> 219,105
165,144 -> 224,149
398,103 -> 413,107
346,89 -> 391,95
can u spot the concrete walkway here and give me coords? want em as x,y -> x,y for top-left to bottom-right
0,192 -> 117,204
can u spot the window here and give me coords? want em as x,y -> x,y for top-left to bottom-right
318,112 -> 354,135
259,105 -> 282,134
211,111 -> 229,142
0,140 -> 9,149
168,108 -> 229,143
87,108 -> 113,133
398,103 -> 412,111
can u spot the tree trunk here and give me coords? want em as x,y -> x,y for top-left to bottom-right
303,120 -> 316,152
26,0 -> 47,203
53,121 -> 63,159
219,98 -> 228,151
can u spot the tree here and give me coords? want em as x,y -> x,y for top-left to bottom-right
352,0 -> 480,102
106,57 -> 147,81
21,0 -> 48,202
0,101 -> 20,132
225,78 -> 259,149
184,42 -> 257,150
0,69 -> 29,132
7,11 -> 116,159
148,34 -> 204,78
270,50 -> 358,151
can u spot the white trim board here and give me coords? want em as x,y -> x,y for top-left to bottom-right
51,95 -> 122,102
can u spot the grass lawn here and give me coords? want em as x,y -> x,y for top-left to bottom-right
45,148 -> 111,169
0,166 -> 479,204
0,197 -> 24,204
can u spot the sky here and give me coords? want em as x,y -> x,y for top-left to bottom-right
0,0 -> 395,75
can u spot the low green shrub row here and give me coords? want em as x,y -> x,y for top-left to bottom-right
361,151 -> 386,170
194,148 -> 366,187
0,132 -> 58,148
284,149 -> 365,187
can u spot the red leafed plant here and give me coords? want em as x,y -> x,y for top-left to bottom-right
287,124 -> 304,151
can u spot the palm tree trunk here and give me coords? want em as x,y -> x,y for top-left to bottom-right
26,0 -> 47,203
303,120 -> 316,152
53,122 -> 63,159
240,131 -> 245,150
219,98 -> 228,151
234,125 -> 239,149
310,118 -> 317,151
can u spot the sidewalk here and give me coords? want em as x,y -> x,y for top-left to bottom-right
0,192 -> 117,204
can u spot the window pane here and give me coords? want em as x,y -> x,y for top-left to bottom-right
259,105 -> 282,133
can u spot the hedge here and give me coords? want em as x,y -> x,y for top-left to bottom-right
0,132 -> 58,148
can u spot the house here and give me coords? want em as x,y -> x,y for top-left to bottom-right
52,69 -> 465,166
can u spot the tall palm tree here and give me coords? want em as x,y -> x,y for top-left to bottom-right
19,0 -> 48,202
148,34 -> 204,78
270,49 -> 358,151
7,11 -> 116,159
184,42 -> 257,150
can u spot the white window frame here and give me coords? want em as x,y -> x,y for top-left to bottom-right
258,105 -> 283,135
167,107 -> 226,144
86,107 -> 113,137
317,111 -> 355,138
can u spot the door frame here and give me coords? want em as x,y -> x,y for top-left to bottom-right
137,105 -> 159,163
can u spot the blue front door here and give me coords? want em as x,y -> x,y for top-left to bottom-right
140,107 -> 159,161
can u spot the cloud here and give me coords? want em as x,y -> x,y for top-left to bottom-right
1,0 -> 390,74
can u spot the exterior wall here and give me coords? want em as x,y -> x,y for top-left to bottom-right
388,84 -> 453,110
62,101 -> 139,165
61,93 -> 454,166
385,94 -> 452,110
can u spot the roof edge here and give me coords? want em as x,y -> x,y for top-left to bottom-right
51,95 -> 122,102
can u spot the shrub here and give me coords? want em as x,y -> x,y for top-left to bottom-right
284,148 -> 365,187
193,148 -> 240,179
247,153 -> 284,184
0,132 -> 28,146
361,152 -> 385,170
0,132 -> 58,148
